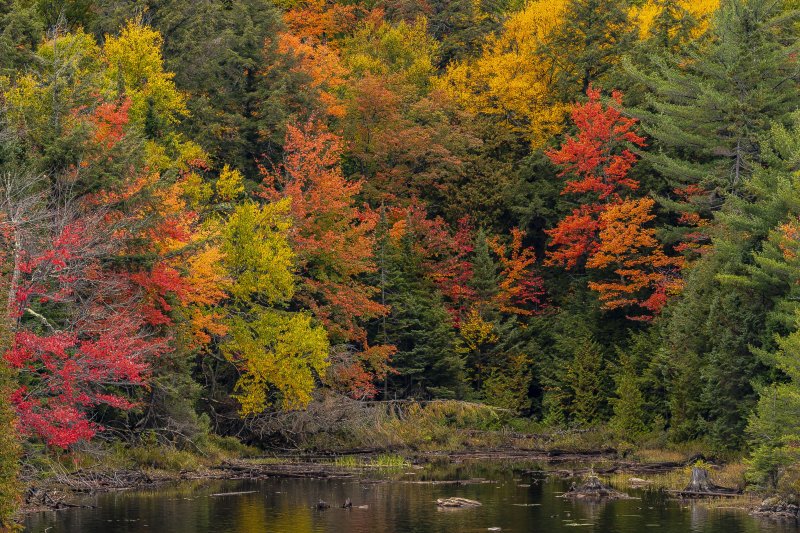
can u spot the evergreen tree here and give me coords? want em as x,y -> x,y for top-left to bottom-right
0,1 -> 43,76
659,240 -> 769,447
610,351 -> 646,438
631,0 -> 800,196
382,233 -> 465,399
566,335 -> 605,425
543,0 -> 635,100
425,0 -> 510,68
747,311 -> 800,490
96,0 -> 314,175
659,114 -> 800,448
469,229 -> 499,308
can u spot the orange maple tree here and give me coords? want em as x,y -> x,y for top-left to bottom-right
488,228 -> 546,316
546,87 -> 683,320
261,119 -> 393,399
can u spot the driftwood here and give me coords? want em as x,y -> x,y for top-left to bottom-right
560,475 -> 632,500
436,497 -> 482,508
24,487 -> 95,511
673,468 -> 739,498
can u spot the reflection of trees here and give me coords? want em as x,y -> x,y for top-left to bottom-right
24,463 -> 774,533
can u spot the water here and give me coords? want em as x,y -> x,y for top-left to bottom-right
23,460 -> 800,533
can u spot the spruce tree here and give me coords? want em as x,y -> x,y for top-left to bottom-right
566,335 -> 605,425
383,233 -> 465,399
610,351 -> 646,438
469,229 -> 499,309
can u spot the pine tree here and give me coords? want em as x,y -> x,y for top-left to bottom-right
631,0 -> 800,196
659,114 -> 800,448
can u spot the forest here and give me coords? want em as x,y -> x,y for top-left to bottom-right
0,0 -> 800,526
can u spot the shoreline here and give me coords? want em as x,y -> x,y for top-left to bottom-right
21,448 -> 783,520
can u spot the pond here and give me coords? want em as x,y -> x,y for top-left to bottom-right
23,460 -> 800,533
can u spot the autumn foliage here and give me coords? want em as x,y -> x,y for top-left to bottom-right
261,120 -> 392,399
546,87 -> 683,319
3,102 -> 181,448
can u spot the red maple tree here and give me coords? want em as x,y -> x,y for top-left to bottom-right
546,87 -> 683,320
1,98 -> 188,448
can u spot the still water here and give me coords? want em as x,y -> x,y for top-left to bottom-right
23,460 -> 800,533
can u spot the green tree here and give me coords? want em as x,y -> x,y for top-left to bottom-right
381,233 -> 464,399
543,0 -> 635,99
565,334 -> 605,425
610,350 -> 646,438
747,311 -> 800,491
97,0 -> 313,175
660,114 -> 800,448
631,0 -> 800,196
0,0 -> 44,76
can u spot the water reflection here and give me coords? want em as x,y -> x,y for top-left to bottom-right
24,461 -> 800,533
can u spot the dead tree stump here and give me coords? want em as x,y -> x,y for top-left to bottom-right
560,475 -> 632,500
677,467 -> 738,497
684,467 -> 715,493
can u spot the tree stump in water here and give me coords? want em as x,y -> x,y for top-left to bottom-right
561,475 -> 632,500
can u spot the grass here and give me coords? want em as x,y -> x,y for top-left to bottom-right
370,454 -> 408,468
605,459 -> 749,494
24,430 -> 261,480
333,455 -> 359,468
330,453 -> 409,468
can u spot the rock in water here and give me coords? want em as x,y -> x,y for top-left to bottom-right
436,497 -> 482,508
316,499 -> 331,510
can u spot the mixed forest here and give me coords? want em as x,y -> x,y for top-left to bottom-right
0,0 -> 800,523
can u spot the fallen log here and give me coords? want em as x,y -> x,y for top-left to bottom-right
668,490 -> 741,498
436,497 -> 482,508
